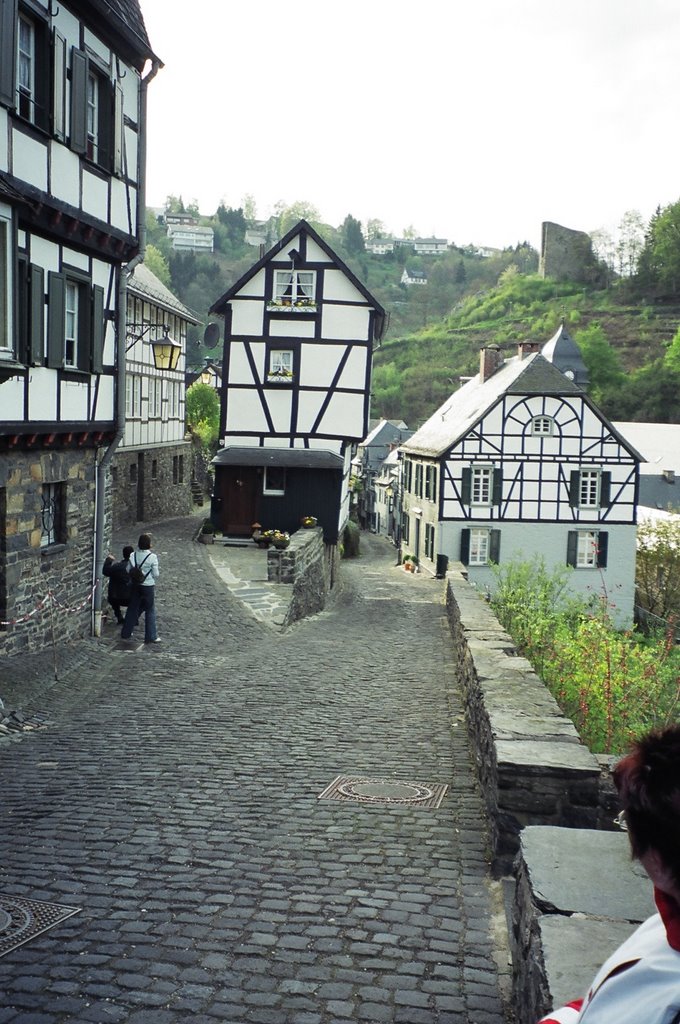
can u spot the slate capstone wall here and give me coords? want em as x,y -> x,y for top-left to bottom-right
266,526 -> 335,626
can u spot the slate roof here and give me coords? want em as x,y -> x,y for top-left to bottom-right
402,353 -> 638,460
90,0 -> 159,67
613,421 -> 680,511
129,264 -> 199,324
213,447 -> 343,470
541,321 -> 589,385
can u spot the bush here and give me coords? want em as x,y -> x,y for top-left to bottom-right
343,520 -> 360,558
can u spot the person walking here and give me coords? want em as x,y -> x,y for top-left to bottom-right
121,533 -> 161,644
102,545 -> 134,624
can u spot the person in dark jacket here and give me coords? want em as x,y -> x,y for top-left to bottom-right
103,545 -> 134,624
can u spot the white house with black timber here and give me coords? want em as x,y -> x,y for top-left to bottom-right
400,343 -> 643,625
0,0 -> 158,654
208,220 -> 386,543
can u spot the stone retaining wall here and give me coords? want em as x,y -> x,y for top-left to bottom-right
266,527 -> 334,627
445,569 -> 604,873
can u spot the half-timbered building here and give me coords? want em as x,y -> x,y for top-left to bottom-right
208,220 -> 386,544
112,262 -> 197,527
400,343 -> 642,625
0,0 -> 158,654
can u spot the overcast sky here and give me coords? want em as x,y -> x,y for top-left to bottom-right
139,0 -> 680,251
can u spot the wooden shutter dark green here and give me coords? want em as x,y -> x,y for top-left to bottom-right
91,285 -> 104,373
569,471 -> 580,507
597,531 -> 608,568
599,472 -> 611,508
70,48 -> 87,154
47,271 -> 65,368
460,528 -> 470,565
489,529 -> 501,564
0,0 -> 17,108
461,467 -> 471,504
29,264 -> 44,365
566,531 -> 577,567
492,468 -> 502,506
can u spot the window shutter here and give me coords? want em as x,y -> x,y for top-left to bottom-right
29,264 -> 44,365
47,271 -> 65,368
492,468 -> 503,506
566,531 -> 577,567
489,529 -> 501,564
113,82 -> 124,174
599,472 -> 611,508
460,528 -> 470,566
597,531 -> 608,568
461,468 -> 471,504
52,29 -> 67,140
91,285 -> 104,373
569,471 -> 580,507
0,0 -> 17,107
98,78 -> 113,170
70,48 -> 88,154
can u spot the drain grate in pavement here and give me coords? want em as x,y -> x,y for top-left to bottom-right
0,894 -> 81,958
319,774 -> 448,808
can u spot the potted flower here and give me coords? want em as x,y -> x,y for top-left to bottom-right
403,554 -> 413,571
301,515 -> 317,528
199,518 -> 215,544
271,529 -> 290,550
256,529 -> 273,549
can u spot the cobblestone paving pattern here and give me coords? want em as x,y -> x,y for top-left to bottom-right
0,517 -> 512,1024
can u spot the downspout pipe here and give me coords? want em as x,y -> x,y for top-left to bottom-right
92,56 -> 161,636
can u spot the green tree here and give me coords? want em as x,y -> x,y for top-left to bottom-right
144,245 -> 171,289
366,218 -> 386,240
341,214 -> 365,255
185,382 -> 220,447
274,200 -> 322,236
574,322 -> 625,403
616,210 -> 645,277
636,516 -> 680,621
242,194 -> 257,222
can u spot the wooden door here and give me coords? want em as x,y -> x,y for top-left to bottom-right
218,466 -> 260,536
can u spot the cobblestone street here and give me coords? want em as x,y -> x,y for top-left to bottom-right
0,518 -> 511,1024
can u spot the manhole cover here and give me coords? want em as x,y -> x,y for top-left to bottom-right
319,775 -> 448,808
0,894 -> 80,958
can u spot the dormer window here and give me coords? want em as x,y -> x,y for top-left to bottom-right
269,270 -> 316,310
532,415 -> 554,436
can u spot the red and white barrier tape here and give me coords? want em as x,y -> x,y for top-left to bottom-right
0,581 -> 98,627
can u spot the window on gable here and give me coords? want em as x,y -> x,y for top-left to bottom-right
472,466 -> 493,504
532,416 -> 554,436
569,469 -> 611,510
70,49 -> 113,171
273,270 -> 316,307
40,482 -> 66,548
263,466 -> 286,495
16,9 -> 48,130
267,349 -> 294,381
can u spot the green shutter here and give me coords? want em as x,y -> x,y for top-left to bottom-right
70,47 -> 87,154
461,468 -> 471,504
460,528 -> 470,565
47,271 -> 65,368
91,284 -> 104,373
492,468 -> 502,506
0,0 -> 17,107
597,531 -> 608,568
569,471 -> 580,507
489,529 -> 501,564
600,472 -> 611,508
29,264 -> 44,365
566,531 -> 577,567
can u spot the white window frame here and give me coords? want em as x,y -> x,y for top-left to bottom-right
149,377 -> 162,418
17,13 -> 35,122
273,270 -> 316,305
469,528 -> 490,565
579,469 -> 601,508
125,374 -> 142,418
0,206 -> 12,356
471,466 -> 493,506
576,530 -> 599,568
86,70 -> 98,162
64,281 -> 79,367
268,349 -> 294,381
532,415 -> 554,436
263,466 -> 286,495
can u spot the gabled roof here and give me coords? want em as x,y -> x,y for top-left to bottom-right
129,264 -> 199,324
402,353 -> 641,460
209,219 -> 386,335
89,0 -> 160,67
613,422 -> 680,474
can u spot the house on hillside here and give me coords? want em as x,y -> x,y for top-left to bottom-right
167,222 -> 214,253
112,263 -> 198,527
401,267 -> 427,286
0,0 -> 158,654
208,219 -> 386,545
412,237 -> 448,255
351,419 -> 412,531
399,343 -> 642,625
365,238 -> 395,255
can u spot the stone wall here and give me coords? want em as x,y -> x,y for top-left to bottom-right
266,527 -> 333,626
539,220 -> 595,283
0,447 -> 106,656
111,441 -> 193,529
445,569 -> 603,873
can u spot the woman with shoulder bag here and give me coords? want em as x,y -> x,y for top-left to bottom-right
121,533 -> 161,644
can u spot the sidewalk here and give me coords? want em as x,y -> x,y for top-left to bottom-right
0,517 -> 512,1024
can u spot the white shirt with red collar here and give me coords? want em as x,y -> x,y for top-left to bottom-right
538,889 -> 680,1024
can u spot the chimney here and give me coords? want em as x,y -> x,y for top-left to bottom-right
517,341 -> 541,360
663,469 -> 676,484
479,345 -> 503,383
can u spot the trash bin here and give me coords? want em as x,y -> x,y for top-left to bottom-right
435,554 -> 449,579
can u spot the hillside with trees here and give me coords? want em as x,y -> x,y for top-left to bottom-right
144,194 -> 680,428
